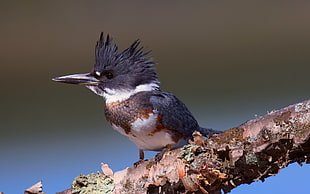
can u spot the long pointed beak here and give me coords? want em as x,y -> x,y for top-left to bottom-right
52,73 -> 99,85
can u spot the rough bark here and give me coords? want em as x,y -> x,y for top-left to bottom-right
17,100 -> 310,194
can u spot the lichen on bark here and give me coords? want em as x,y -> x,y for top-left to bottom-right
71,173 -> 114,194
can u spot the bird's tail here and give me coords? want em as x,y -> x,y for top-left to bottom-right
197,127 -> 222,137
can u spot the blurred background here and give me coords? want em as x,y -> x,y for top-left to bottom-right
1,1 -> 310,193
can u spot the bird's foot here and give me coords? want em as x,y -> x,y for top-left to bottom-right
154,144 -> 171,163
134,159 -> 147,167
154,151 -> 165,163
134,149 -> 148,167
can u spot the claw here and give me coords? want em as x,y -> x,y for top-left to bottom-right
134,159 -> 145,167
154,144 -> 171,163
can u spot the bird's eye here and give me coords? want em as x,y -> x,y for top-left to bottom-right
104,71 -> 114,79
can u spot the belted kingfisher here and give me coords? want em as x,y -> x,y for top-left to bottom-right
53,33 -> 221,163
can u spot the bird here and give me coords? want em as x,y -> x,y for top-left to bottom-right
53,33 -> 221,164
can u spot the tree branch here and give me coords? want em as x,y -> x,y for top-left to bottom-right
110,100 -> 310,193
17,100 -> 310,194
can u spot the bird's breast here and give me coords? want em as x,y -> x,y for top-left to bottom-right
105,100 -> 186,151
104,99 -> 153,134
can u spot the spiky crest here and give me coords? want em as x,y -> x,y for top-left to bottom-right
94,33 -> 159,87
94,33 -> 119,73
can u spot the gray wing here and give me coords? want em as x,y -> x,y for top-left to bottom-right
149,91 -> 200,137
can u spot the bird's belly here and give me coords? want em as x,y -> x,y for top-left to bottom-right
111,113 -> 187,151
129,129 -> 185,151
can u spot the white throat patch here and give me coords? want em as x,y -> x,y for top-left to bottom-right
93,83 -> 159,103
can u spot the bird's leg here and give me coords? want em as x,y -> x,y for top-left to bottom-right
155,144 -> 172,162
139,149 -> 144,161
134,149 -> 145,167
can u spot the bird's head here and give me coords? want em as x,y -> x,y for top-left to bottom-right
53,33 -> 160,103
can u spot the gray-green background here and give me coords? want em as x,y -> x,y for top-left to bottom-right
1,1 -> 310,193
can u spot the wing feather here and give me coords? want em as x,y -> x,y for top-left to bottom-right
149,91 -> 200,136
